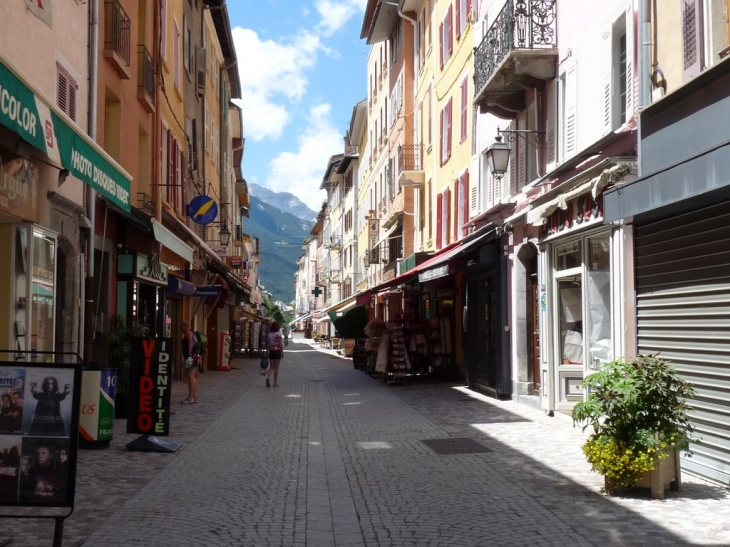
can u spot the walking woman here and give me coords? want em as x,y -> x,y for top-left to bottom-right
265,321 -> 284,388
181,321 -> 198,403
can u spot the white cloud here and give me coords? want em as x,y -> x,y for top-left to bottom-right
265,103 -> 344,211
232,27 -> 327,141
315,0 -> 367,36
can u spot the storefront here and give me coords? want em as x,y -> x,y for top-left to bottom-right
529,163 -> 630,413
116,252 -> 168,337
0,54 -> 131,360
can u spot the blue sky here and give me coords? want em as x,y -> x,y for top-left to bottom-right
228,0 -> 369,212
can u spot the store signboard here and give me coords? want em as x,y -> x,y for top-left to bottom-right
136,253 -> 168,286
418,264 -> 450,283
0,158 -> 38,222
127,338 -> 173,436
367,218 -> 379,266
0,359 -> 82,507
0,57 -> 132,211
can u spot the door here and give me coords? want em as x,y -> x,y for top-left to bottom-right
530,272 -> 540,395
468,271 -> 498,392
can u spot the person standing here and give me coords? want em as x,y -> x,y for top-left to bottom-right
265,321 -> 284,388
181,321 -> 198,404
282,325 -> 291,346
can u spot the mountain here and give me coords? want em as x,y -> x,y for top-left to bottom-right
249,182 -> 318,221
243,196 -> 313,303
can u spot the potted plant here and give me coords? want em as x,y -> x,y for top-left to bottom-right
572,355 -> 697,498
107,315 -> 149,418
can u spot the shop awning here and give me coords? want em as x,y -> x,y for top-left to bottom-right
417,228 -> 498,282
152,219 -> 194,263
166,276 -> 224,297
316,315 -> 331,324
239,309 -> 265,322
333,305 -> 368,339
0,54 -> 132,211
204,274 -> 229,308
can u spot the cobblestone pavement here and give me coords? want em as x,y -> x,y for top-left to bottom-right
2,334 -> 729,546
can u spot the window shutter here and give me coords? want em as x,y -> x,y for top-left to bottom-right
444,188 -> 451,245
508,120 -> 517,196
439,22 -> 444,68
625,4 -> 636,121
545,79 -> 556,171
601,28 -> 613,134
682,0 -> 703,81
453,178 -> 460,240
446,98 -> 452,159
456,0 -> 462,40
180,148 -> 186,212
191,118 -> 199,171
195,47 -> 206,95
517,112 -> 527,191
469,170 -> 479,218
460,77 -> 468,142
565,62 -> 577,156
462,172 -> 469,236
436,193 -> 443,250
440,106 -> 445,164
448,5 -> 454,55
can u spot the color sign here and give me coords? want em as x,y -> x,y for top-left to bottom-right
187,195 -> 219,225
128,338 -> 173,436
79,369 -> 116,442
0,57 -> 131,211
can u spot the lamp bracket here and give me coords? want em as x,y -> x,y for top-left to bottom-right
498,128 -> 546,146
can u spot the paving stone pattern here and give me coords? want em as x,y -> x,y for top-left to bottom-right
2,335 -> 729,546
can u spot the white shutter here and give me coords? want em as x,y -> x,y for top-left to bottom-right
545,79 -> 557,172
195,47 -> 206,95
470,155 -> 480,217
601,28 -> 613,134
565,62 -> 578,157
517,112 -> 527,191
682,0 -> 704,81
625,3 -> 635,122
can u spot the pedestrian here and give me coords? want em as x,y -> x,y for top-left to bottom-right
180,321 -> 198,404
282,324 -> 291,346
265,321 -> 284,388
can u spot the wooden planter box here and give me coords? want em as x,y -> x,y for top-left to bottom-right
605,449 -> 681,499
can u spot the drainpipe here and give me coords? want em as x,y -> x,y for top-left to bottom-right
638,0 -> 651,176
154,0 -> 162,222
84,0 -> 99,364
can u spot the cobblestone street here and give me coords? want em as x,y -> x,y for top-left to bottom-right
3,335 -> 729,546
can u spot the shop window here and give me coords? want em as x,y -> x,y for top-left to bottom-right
586,233 -> 612,366
555,240 -> 581,271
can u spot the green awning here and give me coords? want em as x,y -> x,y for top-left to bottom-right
333,305 -> 368,339
0,54 -> 132,211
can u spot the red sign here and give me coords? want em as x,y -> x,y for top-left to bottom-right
229,257 -> 242,268
127,338 -> 173,436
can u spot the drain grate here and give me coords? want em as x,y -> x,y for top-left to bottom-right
420,437 -> 492,455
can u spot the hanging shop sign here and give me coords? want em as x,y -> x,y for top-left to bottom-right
0,158 -> 38,221
0,57 -> 132,211
367,218 -> 380,266
187,195 -> 219,225
136,253 -> 168,286
418,264 -> 450,283
227,256 -> 242,268
127,338 -> 173,436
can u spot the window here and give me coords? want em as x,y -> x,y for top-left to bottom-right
459,76 -> 468,143
427,85 -> 432,148
456,171 -> 469,238
104,90 -> 121,160
602,4 -> 634,134
682,0 -> 704,81
440,98 -> 452,164
418,10 -> 425,71
183,19 -> 191,74
439,5 -> 453,68
57,63 -> 77,122
160,0 -> 167,59
456,0 -> 472,40
427,179 -> 433,243
558,63 -> 577,160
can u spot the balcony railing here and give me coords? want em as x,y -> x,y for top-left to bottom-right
474,0 -> 557,95
137,45 -> 155,105
105,0 -> 131,66
398,144 -> 424,172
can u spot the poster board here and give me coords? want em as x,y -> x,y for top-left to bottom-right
0,355 -> 82,509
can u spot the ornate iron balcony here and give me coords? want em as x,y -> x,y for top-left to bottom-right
105,0 -> 131,66
398,144 -> 424,172
474,0 -> 557,97
137,45 -> 155,104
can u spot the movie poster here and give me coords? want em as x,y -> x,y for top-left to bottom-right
0,368 -> 26,435
21,368 -> 74,437
19,437 -> 70,504
0,436 -> 21,503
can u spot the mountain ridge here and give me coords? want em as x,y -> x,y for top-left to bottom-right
248,182 -> 318,221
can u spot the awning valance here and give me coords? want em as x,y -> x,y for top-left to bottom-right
152,219 -> 194,263
0,54 -> 132,211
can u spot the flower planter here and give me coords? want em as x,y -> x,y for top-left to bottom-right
605,449 -> 682,499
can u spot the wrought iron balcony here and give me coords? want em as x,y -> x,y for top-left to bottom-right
398,144 -> 424,188
137,45 -> 155,112
104,0 -> 131,79
473,0 -> 558,117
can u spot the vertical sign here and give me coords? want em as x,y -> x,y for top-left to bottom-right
79,369 -> 116,442
368,218 -> 380,265
127,338 -> 173,436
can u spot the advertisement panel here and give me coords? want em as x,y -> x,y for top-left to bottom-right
0,358 -> 82,508
127,338 -> 173,436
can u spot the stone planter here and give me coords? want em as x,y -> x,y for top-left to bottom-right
605,449 -> 681,499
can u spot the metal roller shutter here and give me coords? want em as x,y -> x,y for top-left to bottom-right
635,200 -> 730,485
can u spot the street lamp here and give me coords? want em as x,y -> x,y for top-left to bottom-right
218,224 -> 231,247
484,135 -> 511,179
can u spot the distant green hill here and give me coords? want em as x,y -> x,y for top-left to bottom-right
243,196 -> 313,303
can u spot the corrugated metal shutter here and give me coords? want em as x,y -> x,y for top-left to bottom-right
635,200 -> 730,485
